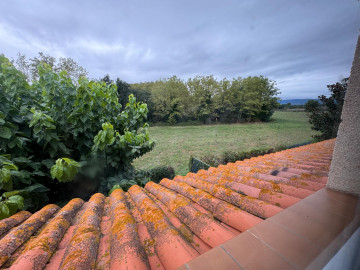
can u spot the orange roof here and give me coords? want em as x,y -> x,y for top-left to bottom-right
0,139 -> 335,270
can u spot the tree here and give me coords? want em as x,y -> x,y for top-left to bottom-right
308,78 -> 348,140
54,57 -> 88,82
304,99 -> 320,112
100,74 -> 113,85
115,78 -> 132,107
134,76 -> 189,124
131,75 -> 280,124
212,78 -> 233,122
12,52 -> 88,83
222,76 -> 280,122
130,88 -> 155,122
100,76 -> 155,121
187,75 -> 218,123
241,76 -> 280,121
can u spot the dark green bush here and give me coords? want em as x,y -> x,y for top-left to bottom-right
199,145 -> 288,168
100,168 -> 150,193
104,166 -> 175,193
148,166 -> 175,183
188,156 -> 211,173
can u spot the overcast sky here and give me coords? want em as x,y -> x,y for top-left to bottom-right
1,0 -> 359,99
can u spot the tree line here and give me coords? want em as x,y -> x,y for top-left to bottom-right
12,52 -> 280,125
103,75 -> 280,124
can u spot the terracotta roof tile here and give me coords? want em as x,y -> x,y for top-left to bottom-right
59,193 -> 105,269
0,139 -> 335,270
9,199 -> 84,270
0,211 -> 31,238
109,189 -> 150,269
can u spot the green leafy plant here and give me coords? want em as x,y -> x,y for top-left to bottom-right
0,54 -> 155,215
148,166 -> 175,183
100,168 -> 150,193
0,155 -> 50,219
188,156 -> 211,173
93,123 -> 116,151
91,94 -> 155,174
0,193 -> 24,220
0,155 -> 18,191
0,155 -> 23,219
51,158 -> 81,183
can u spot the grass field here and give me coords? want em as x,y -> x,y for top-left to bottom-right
133,111 -> 318,175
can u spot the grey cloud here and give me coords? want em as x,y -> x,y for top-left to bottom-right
0,0 -> 359,98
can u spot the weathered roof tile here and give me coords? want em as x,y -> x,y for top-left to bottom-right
0,139 -> 335,270
0,204 -> 59,267
9,198 -> 84,270
58,193 -> 105,269
0,211 -> 31,238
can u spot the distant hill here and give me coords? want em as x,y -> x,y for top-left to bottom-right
279,99 -> 318,105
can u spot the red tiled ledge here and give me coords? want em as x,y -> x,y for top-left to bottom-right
180,188 -> 360,270
0,139 -> 335,270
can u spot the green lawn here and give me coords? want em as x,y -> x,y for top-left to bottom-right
133,111 -> 317,175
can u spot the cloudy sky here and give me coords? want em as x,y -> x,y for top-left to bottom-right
1,0 -> 359,99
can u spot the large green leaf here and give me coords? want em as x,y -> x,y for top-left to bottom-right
2,179 -> 13,191
0,168 -> 11,183
7,195 -> 24,209
0,204 -> 10,219
0,127 -> 11,139
51,158 -> 81,182
2,162 -> 18,170
21,183 -> 50,193
42,159 -> 55,169
12,157 -> 31,163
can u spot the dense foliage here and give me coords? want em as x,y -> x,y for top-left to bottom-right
103,165 -> 175,193
196,145 -> 288,169
306,78 -> 348,140
188,156 -> 211,173
0,155 -> 24,219
100,75 -> 155,122
0,55 -> 154,218
148,166 -> 175,183
119,75 -> 280,124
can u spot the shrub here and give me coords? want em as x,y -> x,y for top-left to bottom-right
0,155 -> 49,218
148,166 -> 175,183
104,166 -> 175,194
198,145 -> 288,169
100,168 -> 150,193
0,55 -> 155,218
188,156 -> 211,173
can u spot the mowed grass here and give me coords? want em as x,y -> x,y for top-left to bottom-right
133,111 -> 318,175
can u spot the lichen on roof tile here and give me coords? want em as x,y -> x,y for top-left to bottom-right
0,139 -> 335,270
